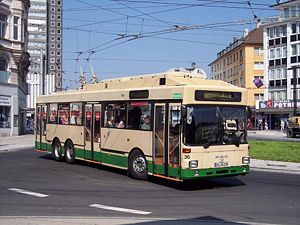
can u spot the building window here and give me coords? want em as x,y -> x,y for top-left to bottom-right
51,14 -> 55,19
0,14 -> 7,38
282,46 -> 287,58
269,69 -> 275,80
0,105 -> 11,128
51,7 -> 55,12
269,28 -> 274,39
254,47 -> 263,55
275,27 -> 280,38
58,1 -> 61,5
57,15 -> 61,20
13,16 -> 19,40
51,29 -> 55,34
291,44 -> 298,56
51,36 -> 55,41
50,43 -> 55,48
50,65 -> 55,70
57,22 -> 61,27
57,51 -> 61,56
282,25 -> 287,36
291,23 -> 297,34
57,44 -> 61,49
57,36 -> 61,42
269,48 -> 275,59
57,29 -> 61,34
50,58 -> 55,63
284,8 -> 289,18
51,0 -> 55,5
291,6 -> 296,17
275,47 -> 281,58
51,21 -> 55,27
57,8 -> 61,13
50,51 -> 55,56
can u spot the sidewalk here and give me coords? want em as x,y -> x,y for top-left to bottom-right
0,134 -> 299,174
0,134 -> 34,153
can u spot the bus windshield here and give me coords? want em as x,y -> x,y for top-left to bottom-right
184,105 -> 247,147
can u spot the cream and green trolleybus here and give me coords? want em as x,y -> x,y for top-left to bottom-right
35,71 -> 250,181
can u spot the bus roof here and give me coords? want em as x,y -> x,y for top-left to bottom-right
37,71 -> 247,104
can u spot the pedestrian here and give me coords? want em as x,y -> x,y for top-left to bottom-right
280,120 -> 285,132
264,121 -> 268,131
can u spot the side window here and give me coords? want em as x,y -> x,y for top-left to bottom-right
49,104 -> 57,124
104,103 -> 126,128
58,104 -> 70,125
128,102 -> 151,130
36,106 -> 41,134
70,103 -> 82,125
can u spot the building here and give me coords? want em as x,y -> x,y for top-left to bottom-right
257,0 -> 300,130
209,26 -> 265,108
0,0 -> 31,137
47,0 -> 62,91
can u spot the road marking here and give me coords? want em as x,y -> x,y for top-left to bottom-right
89,204 -> 151,215
8,188 -> 48,198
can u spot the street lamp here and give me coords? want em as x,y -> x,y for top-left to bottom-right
287,65 -> 300,116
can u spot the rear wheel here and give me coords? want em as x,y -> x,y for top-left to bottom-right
52,139 -> 63,161
128,150 -> 148,180
65,141 -> 76,164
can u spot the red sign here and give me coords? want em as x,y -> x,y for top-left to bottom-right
131,102 -> 148,107
267,99 -> 273,108
95,111 -> 100,121
86,111 -> 91,120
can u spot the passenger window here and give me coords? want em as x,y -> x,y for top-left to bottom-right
104,103 -> 126,128
128,102 -> 151,130
58,104 -> 70,125
49,104 -> 57,124
70,103 -> 82,125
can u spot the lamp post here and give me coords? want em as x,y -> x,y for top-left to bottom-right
288,65 -> 300,116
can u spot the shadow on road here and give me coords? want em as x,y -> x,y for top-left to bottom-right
37,153 -> 246,191
126,216 -> 247,225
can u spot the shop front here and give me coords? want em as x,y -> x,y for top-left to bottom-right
0,95 -> 12,136
255,100 -> 300,130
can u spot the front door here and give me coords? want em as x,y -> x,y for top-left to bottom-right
84,104 -> 101,161
153,103 -> 166,175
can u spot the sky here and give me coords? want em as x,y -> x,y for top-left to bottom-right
62,0 -> 278,89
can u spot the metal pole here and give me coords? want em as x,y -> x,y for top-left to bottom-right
42,55 -> 46,95
288,66 -> 299,116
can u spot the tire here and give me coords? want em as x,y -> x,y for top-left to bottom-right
65,141 -> 76,164
52,139 -> 63,161
128,150 -> 148,180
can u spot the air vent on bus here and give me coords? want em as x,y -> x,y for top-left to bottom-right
159,78 -> 166,85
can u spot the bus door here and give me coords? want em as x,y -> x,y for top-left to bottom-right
153,103 -> 166,175
84,104 -> 101,162
36,105 -> 47,151
168,104 -> 181,177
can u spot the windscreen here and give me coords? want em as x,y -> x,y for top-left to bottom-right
184,105 -> 246,147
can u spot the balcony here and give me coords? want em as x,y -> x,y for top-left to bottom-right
0,71 -> 10,83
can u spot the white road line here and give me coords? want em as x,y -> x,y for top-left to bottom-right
8,188 -> 49,198
89,204 -> 151,215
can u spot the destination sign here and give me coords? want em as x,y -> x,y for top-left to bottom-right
195,90 -> 241,102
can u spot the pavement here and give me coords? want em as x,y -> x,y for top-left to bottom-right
0,133 -> 299,174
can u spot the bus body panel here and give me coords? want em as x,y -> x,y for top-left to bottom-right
101,128 -> 152,156
46,124 -> 84,146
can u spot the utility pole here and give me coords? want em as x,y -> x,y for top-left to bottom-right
42,55 -> 46,95
288,65 -> 300,116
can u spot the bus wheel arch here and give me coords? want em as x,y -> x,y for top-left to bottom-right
52,137 -> 63,161
128,148 -> 148,180
64,139 -> 76,164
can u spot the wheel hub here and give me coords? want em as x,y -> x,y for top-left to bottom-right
133,156 -> 146,173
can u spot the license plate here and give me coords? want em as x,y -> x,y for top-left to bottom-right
214,162 -> 228,168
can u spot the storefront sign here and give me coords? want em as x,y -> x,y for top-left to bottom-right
0,96 -> 11,106
258,100 -> 300,109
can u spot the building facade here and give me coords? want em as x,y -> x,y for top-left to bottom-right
47,0 -> 62,91
258,0 -> 300,130
209,26 -> 265,108
0,0 -> 31,137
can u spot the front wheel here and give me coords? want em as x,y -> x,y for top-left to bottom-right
52,139 -> 63,161
128,150 -> 148,180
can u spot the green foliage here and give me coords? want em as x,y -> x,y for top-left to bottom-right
249,140 -> 300,163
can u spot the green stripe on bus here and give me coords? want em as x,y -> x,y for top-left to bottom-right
181,165 -> 250,179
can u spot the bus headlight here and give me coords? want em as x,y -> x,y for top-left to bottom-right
189,160 -> 198,168
242,157 -> 250,164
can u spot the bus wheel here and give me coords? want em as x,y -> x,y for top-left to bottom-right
52,139 -> 63,161
128,150 -> 148,180
65,141 -> 76,164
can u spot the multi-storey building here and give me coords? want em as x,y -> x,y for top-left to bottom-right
258,0 -> 300,129
47,0 -> 62,91
0,0 -> 31,136
209,26 -> 265,108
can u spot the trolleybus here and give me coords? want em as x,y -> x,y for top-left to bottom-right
35,71 -> 250,181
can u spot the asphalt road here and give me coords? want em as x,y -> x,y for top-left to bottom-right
0,149 -> 299,225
